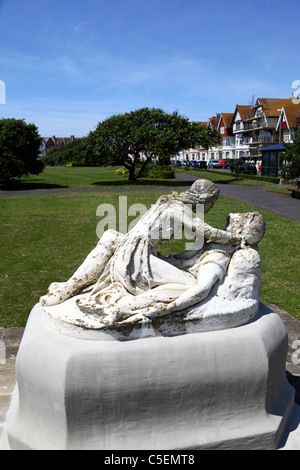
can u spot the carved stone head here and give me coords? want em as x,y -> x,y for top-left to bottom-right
182,179 -> 220,212
225,212 -> 266,245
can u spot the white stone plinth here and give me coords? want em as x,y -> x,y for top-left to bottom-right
6,303 -> 296,450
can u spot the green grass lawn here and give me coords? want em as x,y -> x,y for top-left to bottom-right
0,189 -> 299,327
176,168 -> 276,186
0,165 -> 277,192
265,183 -> 298,196
0,165 -> 190,191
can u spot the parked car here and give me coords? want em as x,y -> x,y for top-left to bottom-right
223,161 -> 234,169
241,163 -> 257,175
170,160 -> 182,167
208,159 -> 222,169
198,160 -> 207,169
219,160 -> 228,168
190,160 -> 208,169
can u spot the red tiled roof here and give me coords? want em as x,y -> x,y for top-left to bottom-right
281,102 -> 300,128
235,105 -> 252,122
220,113 -> 234,128
208,117 -> 219,129
256,98 -> 293,116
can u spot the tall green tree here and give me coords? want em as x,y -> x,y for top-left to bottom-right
281,128 -> 300,179
0,118 -> 44,184
93,107 -> 220,180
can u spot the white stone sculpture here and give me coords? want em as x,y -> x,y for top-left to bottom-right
40,179 -> 266,338
6,178 -> 300,451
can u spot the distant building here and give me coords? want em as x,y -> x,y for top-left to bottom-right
177,146 -> 208,162
176,122 -> 208,162
276,101 -> 300,144
242,98 -> 292,160
207,115 -> 221,160
39,135 -> 76,156
207,113 -> 235,161
172,97 -> 300,167
232,105 -> 252,159
217,113 -> 235,160
208,116 -> 219,131
260,100 -> 300,177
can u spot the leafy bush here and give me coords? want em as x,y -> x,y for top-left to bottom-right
70,160 -> 85,167
281,128 -> 300,179
42,137 -> 95,167
207,169 -> 280,184
229,158 -> 244,179
146,165 -> 175,179
138,164 -> 175,179
115,167 -> 129,176
0,118 -> 43,184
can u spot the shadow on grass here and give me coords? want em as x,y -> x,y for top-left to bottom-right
91,179 -> 191,187
0,180 -> 68,191
174,169 -> 244,186
212,178 -> 242,185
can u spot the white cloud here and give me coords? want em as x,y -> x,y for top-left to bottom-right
1,98 -> 151,136
0,45 -> 293,136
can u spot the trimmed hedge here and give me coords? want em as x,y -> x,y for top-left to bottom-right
207,169 -> 280,184
145,164 -> 175,179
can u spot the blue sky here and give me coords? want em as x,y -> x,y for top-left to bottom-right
0,0 -> 299,137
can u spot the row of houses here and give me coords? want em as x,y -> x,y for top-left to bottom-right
177,97 -> 300,164
39,97 -> 300,177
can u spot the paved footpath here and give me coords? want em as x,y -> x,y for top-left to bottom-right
1,172 -> 299,222
174,172 -> 300,222
217,183 -> 300,222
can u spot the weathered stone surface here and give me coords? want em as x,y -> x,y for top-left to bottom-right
5,179 -> 299,451
40,180 -> 266,336
5,303 -> 297,450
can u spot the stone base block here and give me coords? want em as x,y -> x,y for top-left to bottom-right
6,303 -> 296,450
